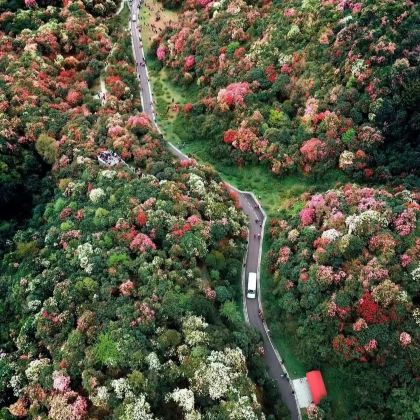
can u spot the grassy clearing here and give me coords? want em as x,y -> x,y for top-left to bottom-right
139,0 -> 178,52
167,113 -> 346,218
150,67 -> 199,129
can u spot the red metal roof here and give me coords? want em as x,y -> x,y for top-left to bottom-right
306,370 -> 327,405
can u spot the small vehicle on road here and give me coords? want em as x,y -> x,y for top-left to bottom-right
247,272 -> 257,299
132,14 -> 137,22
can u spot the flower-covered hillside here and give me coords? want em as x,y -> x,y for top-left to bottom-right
0,1 -> 286,419
1,120 -> 267,418
267,184 -> 419,417
0,0 -> 139,248
155,0 -> 419,182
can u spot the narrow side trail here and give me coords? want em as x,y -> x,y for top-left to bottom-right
129,1 -> 301,418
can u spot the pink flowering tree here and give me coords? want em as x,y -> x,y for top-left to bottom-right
156,45 -> 166,61
24,0 -> 37,8
128,113 -> 151,135
184,55 -> 196,71
130,233 -> 157,253
217,82 -> 251,109
196,0 -> 212,7
300,138 -> 327,172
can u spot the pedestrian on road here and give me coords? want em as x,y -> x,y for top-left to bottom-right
259,223 -> 262,228
257,234 -> 261,240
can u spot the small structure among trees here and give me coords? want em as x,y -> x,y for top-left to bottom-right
306,370 -> 327,405
97,150 -> 124,167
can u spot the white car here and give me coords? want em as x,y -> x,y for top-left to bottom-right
132,14 -> 137,22
247,272 -> 257,299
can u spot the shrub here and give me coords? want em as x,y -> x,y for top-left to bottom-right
92,333 -> 122,368
35,134 -> 58,165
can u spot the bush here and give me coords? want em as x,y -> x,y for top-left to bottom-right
35,134 -> 58,165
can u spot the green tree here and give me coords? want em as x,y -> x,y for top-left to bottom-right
220,300 -> 241,324
93,333 -> 122,368
35,133 -> 57,165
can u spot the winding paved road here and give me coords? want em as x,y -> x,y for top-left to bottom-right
129,2 -> 300,418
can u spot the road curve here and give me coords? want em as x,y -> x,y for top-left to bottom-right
129,2 -> 300,418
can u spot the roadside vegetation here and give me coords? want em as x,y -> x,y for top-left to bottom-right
145,1 -> 420,419
0,1 -> 288,418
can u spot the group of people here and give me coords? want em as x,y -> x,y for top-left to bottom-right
97,150 -> 122,167
140,1 -> 167,35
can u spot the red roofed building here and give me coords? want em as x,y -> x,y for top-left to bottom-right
306,370 -> 327,405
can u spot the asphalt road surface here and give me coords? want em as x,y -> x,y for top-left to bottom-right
130,2 -> 300,418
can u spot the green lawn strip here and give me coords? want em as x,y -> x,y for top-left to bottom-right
322,366 -> 355,418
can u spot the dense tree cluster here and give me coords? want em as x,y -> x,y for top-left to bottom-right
156,0 -> 419,184
268,184 -> 419,418
0,1 -> 286,419
153,0 -> 420,417
0,0 -> 141,247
